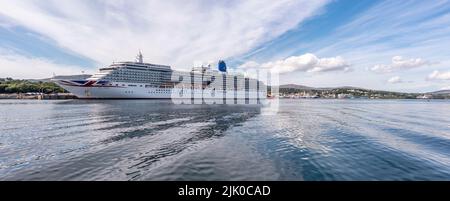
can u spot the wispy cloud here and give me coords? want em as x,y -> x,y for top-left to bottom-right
427,70 -> 450,81
317,0 -> 450,58
239,53 -> 351,74
387,76 -> 403,84
0,0 -> 329,76
370,56 -> 434,73
440,86 -> 450,90
0,48 -> 88,78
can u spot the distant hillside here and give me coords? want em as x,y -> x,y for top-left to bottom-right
431,90 -> 450,95
278,84 -> 365,91
279,84 -> 315,90
275,84 -> 442,99
0,79 -> 65,94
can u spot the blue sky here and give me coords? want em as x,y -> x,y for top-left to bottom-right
0,0 -> 450,92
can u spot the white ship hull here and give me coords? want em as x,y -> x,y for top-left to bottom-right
56,81 -> 264,99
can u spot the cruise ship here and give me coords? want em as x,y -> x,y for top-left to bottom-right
53,52 -> 267,101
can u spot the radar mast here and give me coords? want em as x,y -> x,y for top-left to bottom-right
136,50 -> 143,63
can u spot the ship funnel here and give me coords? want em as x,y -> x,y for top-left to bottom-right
218,60 -> 227,72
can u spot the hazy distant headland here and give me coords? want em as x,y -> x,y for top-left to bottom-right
274,84 -> 450,100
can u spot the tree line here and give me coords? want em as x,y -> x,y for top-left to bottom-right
0,78 -> 65,94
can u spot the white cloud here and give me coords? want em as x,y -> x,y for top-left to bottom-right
239,53 -> 351,74
387,76 -> 402,84
370,56 -> 433,73
0,0 -> 329,70
238,61 -> 260,69
440,86 -> 450,90
308,56 -> 352,73
427,70 -> 450,81
0,49 -> 89,79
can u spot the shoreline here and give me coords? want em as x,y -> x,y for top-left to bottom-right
0,93 -> 77,100
0,93 -> 447,100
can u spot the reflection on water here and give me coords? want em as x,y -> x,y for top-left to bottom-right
0,99 -> 450,180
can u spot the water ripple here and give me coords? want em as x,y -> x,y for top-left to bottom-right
1,99 -> 450,180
